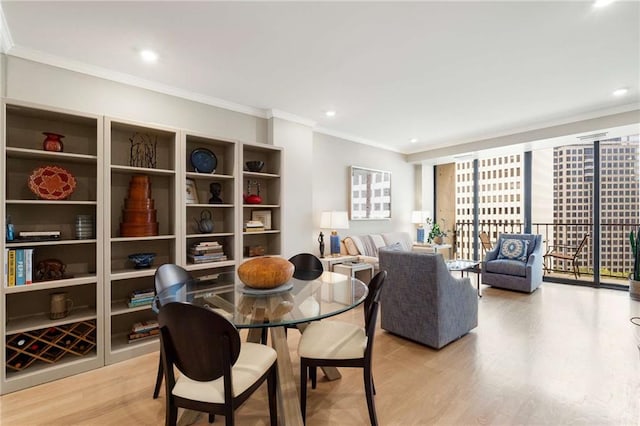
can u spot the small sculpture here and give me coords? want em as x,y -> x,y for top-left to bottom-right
318,232 -> 325,258
36,259 -> 66,281
194,210 -> 214,233
244,180 -> 262,204
42,132 -> 64,152
209,182 -> 223,204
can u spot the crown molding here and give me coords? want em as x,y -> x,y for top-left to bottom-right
314,126 -> 403,154
267,109 -> 316,128
6,44 -> 269,119
0,5 -> 14,53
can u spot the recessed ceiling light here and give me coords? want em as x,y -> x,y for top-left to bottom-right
410,138 -> 418,143
325,110 -> 336,117
140,49 -> 158,63
593,0 -> 614,8
613,88 -> 628,96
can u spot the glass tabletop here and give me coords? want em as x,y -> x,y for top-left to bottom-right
154,270 -> 368,329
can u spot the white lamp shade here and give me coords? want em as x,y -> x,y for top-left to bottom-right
320,211 -> 350,230
411,210 -> 425,224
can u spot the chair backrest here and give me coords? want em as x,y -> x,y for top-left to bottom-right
363,270 -> 386,359
573,233 -> 590,259
288,253 -> 323,280
155,263 -> 191,292
479,232 -> 492,252
154,264 -> 191,307
158,302 -> 241,382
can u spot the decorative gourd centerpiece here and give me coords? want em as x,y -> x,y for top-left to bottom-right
237,256 -> 294,289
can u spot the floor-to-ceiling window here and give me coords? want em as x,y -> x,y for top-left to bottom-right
453,133 -> 639,289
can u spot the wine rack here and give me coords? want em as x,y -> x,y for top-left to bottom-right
5,320 -> 97,371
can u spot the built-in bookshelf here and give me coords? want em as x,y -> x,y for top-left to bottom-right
1,99 -> 104,394
1,100 -> 284,394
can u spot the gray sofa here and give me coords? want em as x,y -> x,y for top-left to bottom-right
378,249 -> 478,349
481,233 -> 543,293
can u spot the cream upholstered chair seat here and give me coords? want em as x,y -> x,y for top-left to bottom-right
173,342 -> 276,403
298,320 -> 367,360
297,271 -> 386,426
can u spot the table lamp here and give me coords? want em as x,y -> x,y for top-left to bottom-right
320,211 -> 350,256
411,210 -> 426,243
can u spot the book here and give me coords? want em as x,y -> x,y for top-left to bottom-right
24,248 -> 33,284
130,288 -> 155,298
8,249 -> 16,287
19,231 -> 61,237
132,320 -> 159,333
4,248 -> 8,287
15,249 -> 25,286
245,227 -> 265,232
193,241 -> 221,247
127,328 -> 160,343
127,299 -> 154,308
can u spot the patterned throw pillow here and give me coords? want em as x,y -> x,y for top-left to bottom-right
497,238 -> 529,262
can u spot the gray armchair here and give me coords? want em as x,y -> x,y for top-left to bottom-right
482,233 -> 543,293
378,249 -> 478,349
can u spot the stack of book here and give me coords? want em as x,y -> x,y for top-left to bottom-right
188,241 -> 227,264
127,288 -> 155,308
127,320 -> 159,343
4,248 -> 34,286
244,220 -> 265,232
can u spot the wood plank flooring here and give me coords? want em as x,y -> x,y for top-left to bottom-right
1,283 -> 639,425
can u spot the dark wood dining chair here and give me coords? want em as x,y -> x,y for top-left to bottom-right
152,263 -> 191,399
289,253 -> 324,280
158,302 -> 277,426
298,270 -> 387,425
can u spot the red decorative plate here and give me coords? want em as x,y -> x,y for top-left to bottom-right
28,166 -> 77,200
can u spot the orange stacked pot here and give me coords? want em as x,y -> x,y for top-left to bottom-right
120,175 -> 159,237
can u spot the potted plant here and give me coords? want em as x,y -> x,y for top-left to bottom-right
630,227 -> 640,301
426,218 -> 448,245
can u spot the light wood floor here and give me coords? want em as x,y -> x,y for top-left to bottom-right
1,283 -> 639,425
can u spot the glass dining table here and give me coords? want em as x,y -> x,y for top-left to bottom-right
154,269 -> 368,426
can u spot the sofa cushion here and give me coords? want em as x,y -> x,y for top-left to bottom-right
351,235 -> 386,257
497,238 -> 529,262
486,259 -> 527,277
343,237 -> 360,256
381,232 -> 413,251
384,242 -> 403,251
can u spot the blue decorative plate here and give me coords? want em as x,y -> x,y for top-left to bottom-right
190,148 -> 217,173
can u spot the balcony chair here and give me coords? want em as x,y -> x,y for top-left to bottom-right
152,263 -> 191,399
543,233 -> 590,279
158,302 -> 277,426
298,270 -> 387,426
479,231 -> 493,255
482,233 -> 543,293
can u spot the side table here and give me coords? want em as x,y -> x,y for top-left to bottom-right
333,262 -> 374,284
320,255 -> 359,272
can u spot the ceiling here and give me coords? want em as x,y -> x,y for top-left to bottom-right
0,1 -> 638,155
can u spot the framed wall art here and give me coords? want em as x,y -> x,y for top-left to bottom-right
185,178 -> 199,204
350,166 -> 391,220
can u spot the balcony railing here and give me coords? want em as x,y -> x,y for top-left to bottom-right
454,221 -> 638,283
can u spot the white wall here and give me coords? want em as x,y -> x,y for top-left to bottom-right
312,132 -> 416,251
269,117 -> 314,257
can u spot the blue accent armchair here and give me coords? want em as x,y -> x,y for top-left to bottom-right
378,249 -> 478,349
482,233 -> 543,293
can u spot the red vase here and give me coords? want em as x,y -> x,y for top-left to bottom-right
42,132 -> 64,152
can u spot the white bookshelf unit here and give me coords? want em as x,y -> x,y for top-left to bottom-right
0,100 -> 284,394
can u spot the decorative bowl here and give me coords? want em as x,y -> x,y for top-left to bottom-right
28,165 -> 77,200
237,256 -> 294,289
245,161 -> 265,172
128,252 -> 156,269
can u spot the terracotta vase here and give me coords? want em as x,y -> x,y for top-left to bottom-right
433,236 -> 443,245
42,132 -> 64,152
